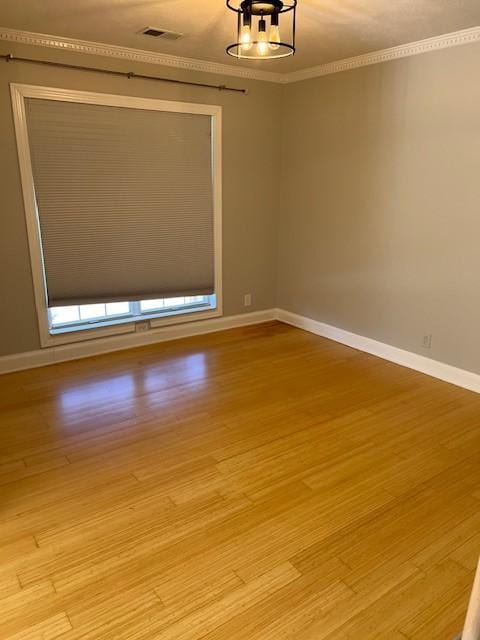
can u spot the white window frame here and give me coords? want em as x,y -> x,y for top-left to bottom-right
10,83 -> 223,348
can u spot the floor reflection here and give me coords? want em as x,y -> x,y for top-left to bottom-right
57,353 -> 208,418
143,353 -> 208,391
59,373 -> 136,414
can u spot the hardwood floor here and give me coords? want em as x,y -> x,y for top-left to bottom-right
0,321 -> 479,639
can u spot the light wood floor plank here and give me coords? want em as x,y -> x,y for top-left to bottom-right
0,322 -> 478,639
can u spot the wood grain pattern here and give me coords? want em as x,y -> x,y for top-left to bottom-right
0,321 -> 479,639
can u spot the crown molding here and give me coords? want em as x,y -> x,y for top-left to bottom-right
0,27 -> 285,84
1,26 -> 480,86
284,26 -> 480,83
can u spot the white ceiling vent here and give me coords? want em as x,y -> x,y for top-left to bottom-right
139,27 -> 183,41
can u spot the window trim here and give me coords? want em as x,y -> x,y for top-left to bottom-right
11,83 -> 223,348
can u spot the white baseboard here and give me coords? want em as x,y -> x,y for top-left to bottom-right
276,308 -> 480,394
0,309 -> 276,375
3,306 -> 479,395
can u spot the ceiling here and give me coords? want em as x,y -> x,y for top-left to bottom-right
1,1 -> 480,74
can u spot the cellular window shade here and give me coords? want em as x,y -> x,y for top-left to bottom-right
25,98 -> 215,306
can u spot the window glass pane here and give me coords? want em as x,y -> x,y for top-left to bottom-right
49,295 -> 214,332
185,295 -> 207,304
164,297 -> 186,307
106,302 -> 130,316
79,304 -> 106,320
139,296 -> 210,313
50,305 -> 80,325
140,299 -> 165,312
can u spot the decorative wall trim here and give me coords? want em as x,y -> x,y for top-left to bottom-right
0,27 -> 285,84
276,309 -> 480,394
1,26 -> 480,85
0,309 -> 276,375
285,26 -> 480,83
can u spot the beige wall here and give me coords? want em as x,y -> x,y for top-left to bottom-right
0,42 -> 281,356
279,42 -> 480,375
2,38 -> 480,375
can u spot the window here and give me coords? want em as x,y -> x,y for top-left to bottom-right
49,296 -> 216,333
11,84 -> 222,347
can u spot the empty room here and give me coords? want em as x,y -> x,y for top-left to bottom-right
1,1 -> 480,638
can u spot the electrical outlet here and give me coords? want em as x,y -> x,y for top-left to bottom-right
135,320 -> 149,333
244,293 -> 252,307
422,334 -> 432,349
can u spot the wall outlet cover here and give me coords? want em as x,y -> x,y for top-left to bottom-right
422,334 -> 432,349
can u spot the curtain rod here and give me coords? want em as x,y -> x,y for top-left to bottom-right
1,53 -> 248,94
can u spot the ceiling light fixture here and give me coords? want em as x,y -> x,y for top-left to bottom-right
226,0 -> 297,60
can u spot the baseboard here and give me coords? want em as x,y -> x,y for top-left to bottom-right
4,307 -> 479,394
276,308 -> 480,394
0,309 -> 276,375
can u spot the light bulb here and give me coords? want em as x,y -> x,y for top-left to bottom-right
257,18 -> 268,56
257,34 -> 268,56
240,24 -> 252,51
269,24 -> 281,50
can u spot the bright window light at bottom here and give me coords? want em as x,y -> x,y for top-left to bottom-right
50,306 -> 80,325
49,295 -> 214,329
106,302 -> 130,315
140,296 -> 208,312
80,304 -> 106,320
140,298 -> 165,311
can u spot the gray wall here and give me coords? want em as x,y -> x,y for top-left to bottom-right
0,42 -> 281,356
279,42 -> 480,374
2,39 -> 480,376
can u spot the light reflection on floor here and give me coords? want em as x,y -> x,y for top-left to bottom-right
57,353 -> 208,419
59,373 -> 136,414
143,353 -> 208,391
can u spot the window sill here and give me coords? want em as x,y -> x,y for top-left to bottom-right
42,304 -> 221,348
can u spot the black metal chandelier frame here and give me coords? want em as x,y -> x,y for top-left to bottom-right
226,0 -> 297,60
